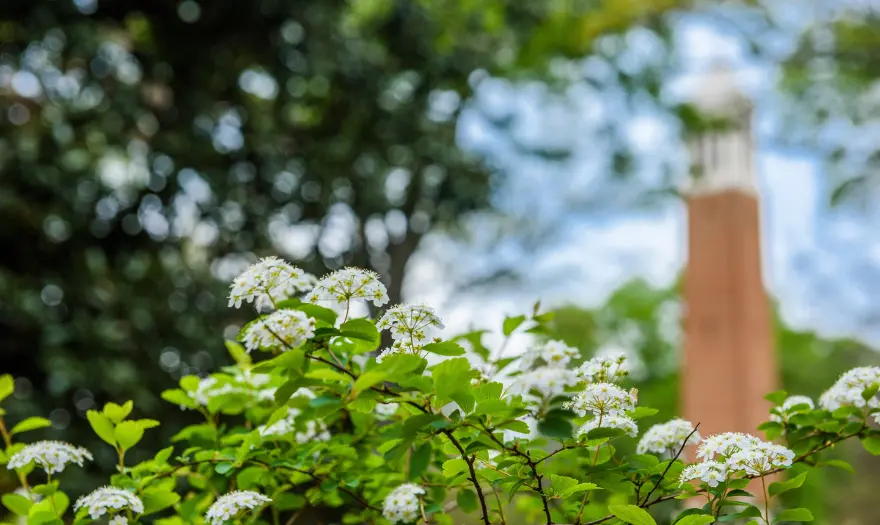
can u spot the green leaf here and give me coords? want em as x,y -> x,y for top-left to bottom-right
820,459 -> 854,473
549,475 -> 599,497
675,516 -> 716,525
142,489 -> 181,515
2,494 -> 32,515
432,358 -> 474,405
350,370 -> 387,399
861,436 -> 880,455
764,390 -> 788,405
225,340 -> 251,366
502,315 -> 526,336
214,462 -> 235,475
296,304 -> 338,325
768,472 -> 807,498
537,409 -> 574,439
31,482 -> 59,496
273,493 -> 306,511
0,375 -> 14,403
87,410 -> 117,446
410,443 -> 432,480
10,417 -> 51,435
774,508 -> 814,522
422,341 -> 466,356
135,418 -> 161,430
862,383 -> 879,401
161,389 -> 196,409
26,511 -> 57,525
499,420 -> 530,434
628,407 -> 659,420
337,318 -> 380,353
103,401 -> 134,423
154,446 -> 174,464
115,420 -> 145,450
402,414 -> 445,439
609,504 -> 658,525
456,489 -> 478,513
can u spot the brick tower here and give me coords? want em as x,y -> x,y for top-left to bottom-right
682,65 -> 777,441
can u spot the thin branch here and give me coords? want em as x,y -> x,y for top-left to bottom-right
443,431 -> 491,525
638,423 -> 700,506
476,423 -> 552,525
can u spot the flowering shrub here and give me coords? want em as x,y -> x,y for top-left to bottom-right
2,256 -> 880,525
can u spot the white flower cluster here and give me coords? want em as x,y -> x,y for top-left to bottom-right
74,486 -> 144,519
375,304 -> 444,360
307,268 -> 388,308
519,340 -> 580,370
257,407 -> 331,444
228,256 -> 315,310
696,432 -> 760,460
241,309 -> 316,352
109,516 -> 128,525
7,440 -> 93,475
577,414 -> 638,438
188,371 -> 275,407
377,304 -> 444,343
637,418 -> 701,455
510,368 -> 579,398
769,395 -> 815,423
375,402 -> 399,418
727,441 -> 796,476
679,460 -> 727,488
205,491 -> 272,525
577,353 -> 628,383
680,432 -> 795,486
382,483 -> 425,524
819,366 -> 880,412
565,383 -> 636,417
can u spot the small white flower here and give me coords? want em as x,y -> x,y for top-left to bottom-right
576,353 -> 628,383
727,442 -> 795,476
819,366 -> 880,412
205,491 -> 272,525
228,256 -> 315,309
241,309 -> 316,352
872,412 -> 880,425
637,418 -> 701,455
577,414 -> 638,438
74,487 -> 144,520
382,483 -> 425,524
696,432 -> 760,461
519,340 -> 579,370
510,367 -> 579,399
375,402 -> 399,418
377,304 -> 444,345
564,383 -> 636,417
8,441 -> 92,475
679,460 -> 727,488
109,516 -> 128,525
257,408 -> 330,444
307,268 -> 388,308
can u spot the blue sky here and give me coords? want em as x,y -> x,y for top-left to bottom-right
406,7 -> 880,349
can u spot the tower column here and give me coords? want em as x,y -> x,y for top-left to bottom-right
682,66 -> 777,440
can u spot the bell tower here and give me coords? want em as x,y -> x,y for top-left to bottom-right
681,64 -> 777,439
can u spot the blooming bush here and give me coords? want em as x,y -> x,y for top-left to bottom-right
2,256 -> 880,525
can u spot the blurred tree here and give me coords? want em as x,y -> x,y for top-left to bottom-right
544,277 -> 880,523
775,6 -> 880,207
0,0 -> 692,487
